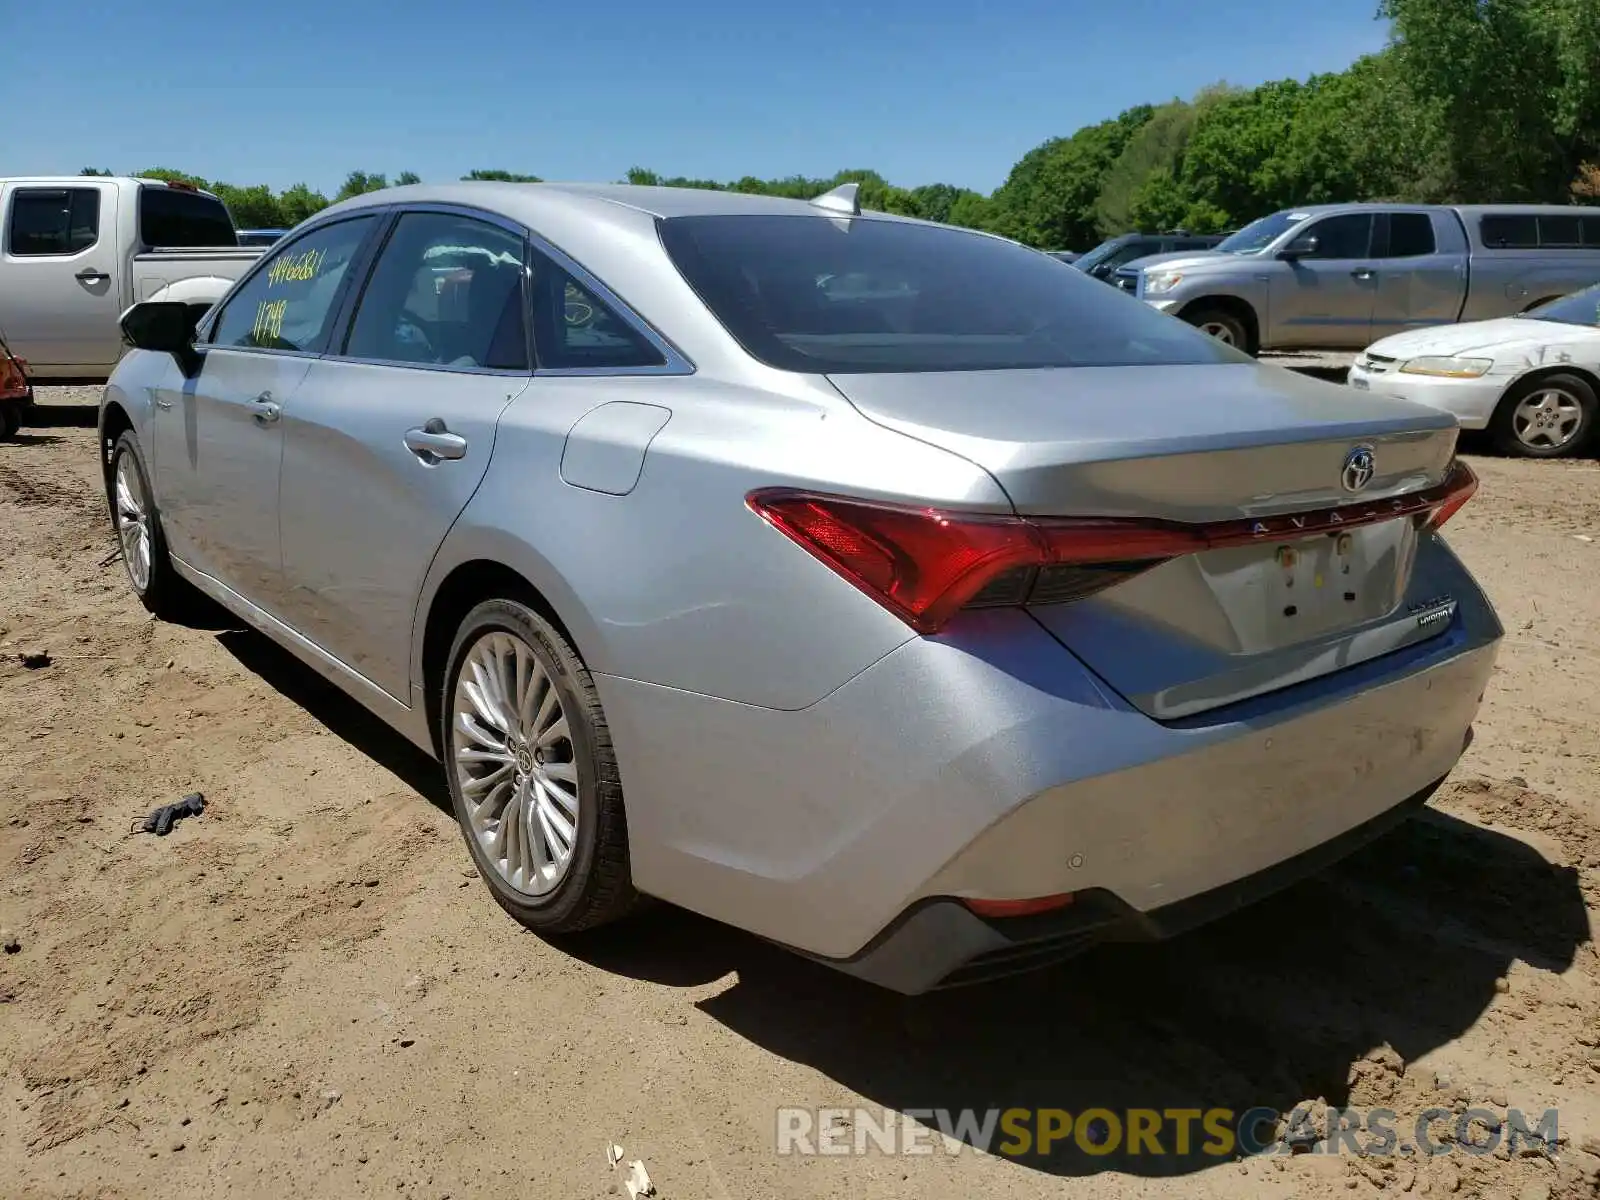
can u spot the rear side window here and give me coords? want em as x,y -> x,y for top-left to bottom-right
208,216 -> 376,353
656,214 -> 1239,374
344,212 -> 529,370
1588,217 -> 1600,247
1384,213 -> 1436,257
528,249 -> 665,370
6,187 -> 100,256
1479,215 -> 1538,248
1537,215 -> 1583,247
139,187 -> 237,248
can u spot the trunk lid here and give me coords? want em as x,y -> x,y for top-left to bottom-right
828,363 -> 1464,719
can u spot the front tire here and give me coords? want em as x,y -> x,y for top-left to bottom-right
1183,306 -> 1255,356
441,598 -> 638,934
1489,372 -> 1596,459
0,405 -> 19,441
109,431 -> 197,619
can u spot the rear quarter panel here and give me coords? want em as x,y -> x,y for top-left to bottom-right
415,372 -> 1012,711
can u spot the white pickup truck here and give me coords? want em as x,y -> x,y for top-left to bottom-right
0,176 -> 266,384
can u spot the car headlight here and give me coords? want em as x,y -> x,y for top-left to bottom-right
1398,356 -> 1492,378
1143,271 -> 1183,296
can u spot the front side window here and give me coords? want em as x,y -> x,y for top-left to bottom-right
657,214 -> 1240,374
529,250 -> 665,370
6,187 -> 101,256
139,187 -> 236,248
208,216 -> 377,353
344,212 -> 529,370
1295,214 -> 1373,259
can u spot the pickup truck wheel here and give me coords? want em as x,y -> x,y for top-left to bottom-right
1490,373 -> 1596,459
1183,307 -> 1254,356
442,598 -> 639,936
109,432 -> 198,619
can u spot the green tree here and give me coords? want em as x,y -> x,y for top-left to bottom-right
137,167 -> 211,190
396,171 -> 422,185
79,167 -> 113,176
462,169 -> 542,182
1096,100 -> 1198,235
1381,0 -> 1600,201
210,183 -> 283,228
988,106 -> 1154,249
277,183 -> 331,225
335,171 -> 389,201
947,191 -> 996,231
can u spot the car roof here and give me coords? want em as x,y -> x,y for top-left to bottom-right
317,181 -> 933,229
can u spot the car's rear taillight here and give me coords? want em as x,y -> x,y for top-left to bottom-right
746,459 -> 1479,635
1417,458 -> 1478,532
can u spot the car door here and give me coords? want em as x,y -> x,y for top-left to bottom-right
152,213 -> 382,609
275,208 -> 535,700
1267,212 -> 1378,348
1368,212 -> 1465,339
0,181 -> 123,373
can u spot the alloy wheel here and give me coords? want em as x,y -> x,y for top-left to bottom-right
1511,386 -> 1584,452
450,631 -> 581,897
113,453 -> 153,593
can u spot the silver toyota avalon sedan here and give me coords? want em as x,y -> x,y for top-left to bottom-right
99,181 -> 1501,993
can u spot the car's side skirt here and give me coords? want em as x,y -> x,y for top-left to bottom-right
169,556 -> 437,756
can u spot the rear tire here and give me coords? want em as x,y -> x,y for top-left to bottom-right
1183,306 -> 1255,356
1489,372 -> 1596,459
441,598 -> 639,935
109,431 -> 200,619
0,405 -> 19,441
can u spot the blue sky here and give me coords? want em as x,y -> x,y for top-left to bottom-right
2,0 -> 1390,197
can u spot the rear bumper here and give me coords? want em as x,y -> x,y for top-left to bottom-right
600,542 -> 1501,981
816,770 -> 1450,993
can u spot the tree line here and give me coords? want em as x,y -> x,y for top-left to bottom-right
80,0 -> 1600,251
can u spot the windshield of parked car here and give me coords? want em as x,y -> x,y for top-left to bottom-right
1069,237 -> 1130,274
1214,210 -> 1310,255
656,215 -> 1245,373
1521,284 -> 1600,328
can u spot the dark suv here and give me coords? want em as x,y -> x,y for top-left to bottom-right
1073,231 -> 1225,283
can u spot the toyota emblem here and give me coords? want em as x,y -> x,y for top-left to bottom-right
1341,445 -> 1376,493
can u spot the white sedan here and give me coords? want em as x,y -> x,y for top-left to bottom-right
1349,284 -> 1600,458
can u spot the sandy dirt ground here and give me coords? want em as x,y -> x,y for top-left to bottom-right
3,387 -> 1600,1200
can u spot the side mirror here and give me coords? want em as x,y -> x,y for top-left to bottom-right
120,301 -> 203,375
1279,234 -> 1319,261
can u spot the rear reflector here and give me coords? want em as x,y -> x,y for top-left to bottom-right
747,459 -> 1478,634
963,893 -> 1076,919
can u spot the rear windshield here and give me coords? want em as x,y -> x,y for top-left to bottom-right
139,187 -> 237,248
655,215 -> 1241,374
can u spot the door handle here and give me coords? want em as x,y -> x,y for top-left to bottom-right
75,269 -> 110,283
1351,268 -> 1376,281
404,418 -> 468,463
249,392 -> 281,424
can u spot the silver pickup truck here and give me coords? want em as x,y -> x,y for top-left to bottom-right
1113,203 -> 1600,355
0,176 -> 266,384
